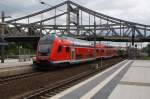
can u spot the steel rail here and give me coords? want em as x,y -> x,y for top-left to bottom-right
21,58 -> 125,99
0,71 -> 43,85
21,70 -> 96,99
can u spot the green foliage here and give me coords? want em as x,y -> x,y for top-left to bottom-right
6,43 -> 18,55
142,56 -> 150,60
6,42 -> 36,56
141,44 -> 150,56
147,44 -> 150,56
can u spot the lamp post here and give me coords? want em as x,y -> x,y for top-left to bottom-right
40,1 -> 57,33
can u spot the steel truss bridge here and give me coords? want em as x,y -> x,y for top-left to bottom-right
0,0 -> 150,43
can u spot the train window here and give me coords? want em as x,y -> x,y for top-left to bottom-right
66,47 -> 70,52
101,49 -> 104,53
96,49 -> 99,53
57,45 -> 62,53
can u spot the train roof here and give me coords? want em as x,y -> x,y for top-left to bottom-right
105,45 -> 115,48
42,33 -> 114,48
63,36 -> 94,47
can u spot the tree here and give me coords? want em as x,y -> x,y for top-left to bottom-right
142,44 -> 150,56
147,44 -> 150,56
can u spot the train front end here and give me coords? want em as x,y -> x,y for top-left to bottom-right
34,34 -> 55,66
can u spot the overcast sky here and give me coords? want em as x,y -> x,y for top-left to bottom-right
0,0 -> 150,25
0,0 -> 149,47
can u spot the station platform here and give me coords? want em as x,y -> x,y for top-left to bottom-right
0,59 -> 33,77
0,59 -> 32,69
50,60 -> 150,99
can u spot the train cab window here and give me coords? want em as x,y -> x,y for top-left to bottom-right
38,34 -> 55,53
57,45 -> 62,53
66,47 -> 70,53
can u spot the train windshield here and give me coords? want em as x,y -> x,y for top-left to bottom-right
38,34 -> 55,53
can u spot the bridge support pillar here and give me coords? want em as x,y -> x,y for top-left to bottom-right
0,40 -> 5,63
66,1 -> 70,34
1,11 -> 5,63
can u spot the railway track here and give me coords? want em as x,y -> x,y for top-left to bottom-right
0,57 -> 125,99
21,70 -> 97,99
0,58 -> 114,84
0,71 -> 43,85
21,58 -> 125,99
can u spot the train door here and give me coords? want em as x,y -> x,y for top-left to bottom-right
70,47 -> 75,63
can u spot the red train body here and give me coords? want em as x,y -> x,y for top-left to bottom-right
33,33 -> 118,66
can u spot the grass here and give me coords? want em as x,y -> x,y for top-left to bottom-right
139,56 -> 150,60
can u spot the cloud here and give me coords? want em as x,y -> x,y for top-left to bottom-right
0,0 -> 150,25
83,0 -> 150,24
0,0 -> 149,47
0,0 -> 46,17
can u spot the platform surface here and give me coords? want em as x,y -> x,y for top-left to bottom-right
0,59 -> 32,69
50,60 -> 150,99
0,59 -> 33,77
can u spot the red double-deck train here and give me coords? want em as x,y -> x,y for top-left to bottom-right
33,33 -> 119,67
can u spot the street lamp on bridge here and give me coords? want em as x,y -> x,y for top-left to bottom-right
39,1 -> 57,33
